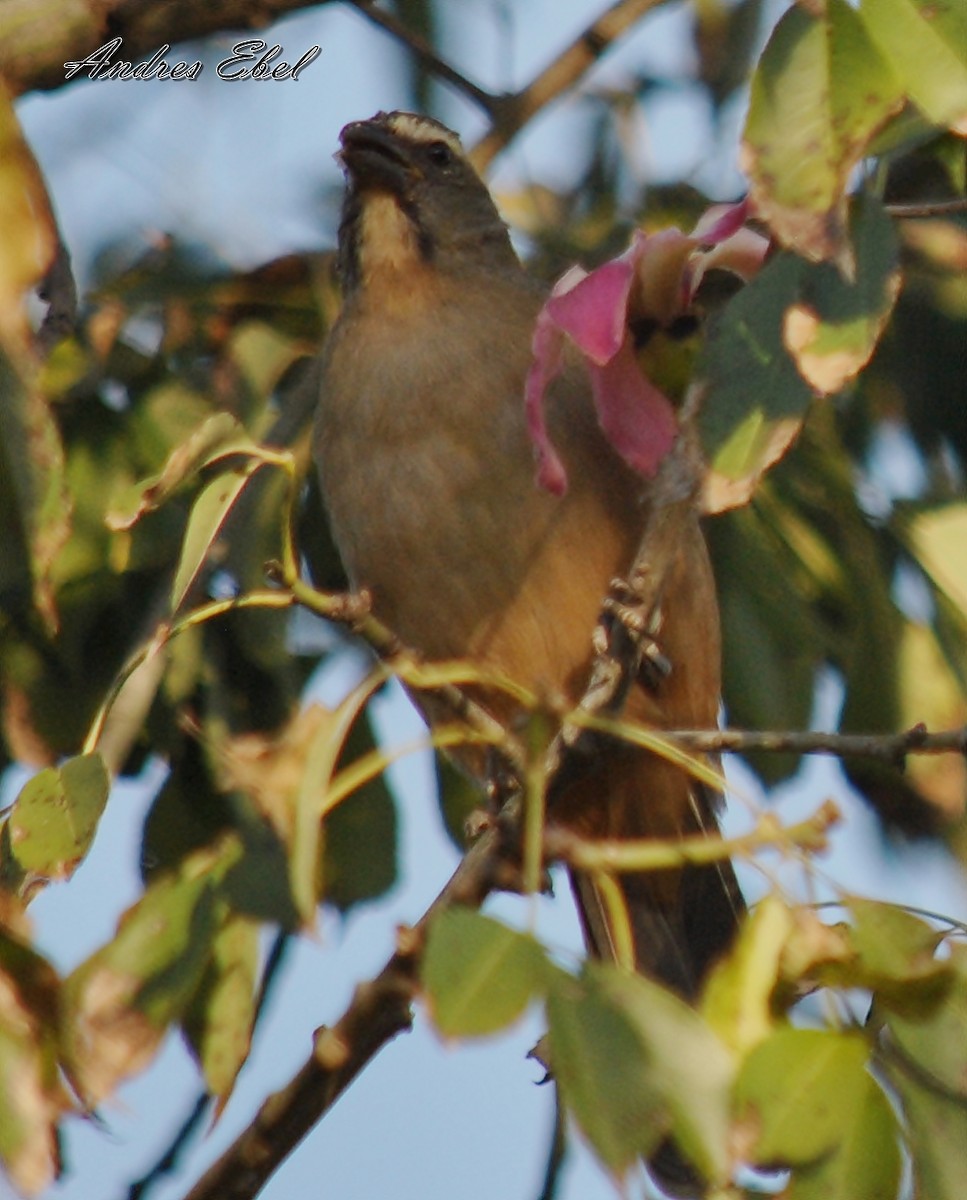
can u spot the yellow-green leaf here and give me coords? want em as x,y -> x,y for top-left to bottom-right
7,753 -> 109,894
743,0 -> 903,262
423,909 -> 550,1038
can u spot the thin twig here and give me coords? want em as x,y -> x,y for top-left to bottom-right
344,0 -> 675,171
345,0 -> 498,115
285,571 -> 528,779
546,800 -> 840,873
660,723 -> 967,762
885,198 -> 967,219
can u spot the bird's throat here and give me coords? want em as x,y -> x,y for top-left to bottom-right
357,194 -> 425,290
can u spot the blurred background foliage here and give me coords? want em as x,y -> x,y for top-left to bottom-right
0,0 -> 965,1193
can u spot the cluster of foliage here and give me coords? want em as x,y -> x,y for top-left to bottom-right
0,0 -> 965,1197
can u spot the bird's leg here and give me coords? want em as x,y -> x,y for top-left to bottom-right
599,577 -> 672,695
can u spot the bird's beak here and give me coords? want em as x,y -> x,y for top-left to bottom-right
338,119 -> 413,196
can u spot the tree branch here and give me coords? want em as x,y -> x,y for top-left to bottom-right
345,0 -> 498,115
546,799 -> 840,873
181,810 -> 512,1200
470,0 -> 676,172
659,723 -> 967,764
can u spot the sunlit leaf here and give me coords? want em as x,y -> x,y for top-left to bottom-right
904,503 -> 967,619
743,0 -> 902,262
699,252 -> 812,512
423,909 -> 550,1038
0,80 -> 55,350
107,412 -> 258,531
846,897 -> 950,1011
785,1071 -> 901,1200
170,462 -> 261,612
735,1028 -> 874,1166
546,969 -> 668,1174
782,198 -> 900,395
6,753 -> 109,897
897,622 -> 967,820
63,837 -> 239,1103
861,0 -> 967,134
701,893 -> 792,1054
0,930 -> 65,1196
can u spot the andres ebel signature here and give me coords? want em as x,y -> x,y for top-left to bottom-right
64,37 -> 322,82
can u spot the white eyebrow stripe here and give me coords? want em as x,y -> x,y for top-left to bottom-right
386,113 -> 463,156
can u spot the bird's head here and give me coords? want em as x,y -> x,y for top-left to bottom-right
335,111 -> 518,293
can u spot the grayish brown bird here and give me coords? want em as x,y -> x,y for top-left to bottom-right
315,110 -> 743,1194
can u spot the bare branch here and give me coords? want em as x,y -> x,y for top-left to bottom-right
664,722 -> 967,764
345,1 -> 498,115
886,198 -> 967,219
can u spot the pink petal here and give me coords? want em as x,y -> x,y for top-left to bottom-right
544,257 -> 636,366
525,304 -> 569,495
691,197 -> 751,244
588,336 -> 678,478
628,226 -> 694,325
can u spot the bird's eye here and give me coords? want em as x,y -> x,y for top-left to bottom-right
426,140 -> 455,169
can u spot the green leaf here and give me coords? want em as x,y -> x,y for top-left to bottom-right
0,350 -> 70,634
735,1028 -> 875,1166
422,909 -> 549,1038
847,897 -> 951,1010
107,411 -> 258,531
0,1022 -> 62,1196
701,199 -> 899,514
0,929 -> 65,1195
786,1072 -> 901,1200
782,198 -> 900,396
0,83 -> 56,343
434,751 -> 482,850
903,502 -> 967,620
882,949 -> 967,1198
743,0 -> 903,262
291,679 -> 384,924
708,506 -> 823,783
883,943 -> 967,1097
6,753 -> 110,893
861,0 -> 967,134
170,461 -> 261,612
700,252 -> 813,511
321,714 -> 398,913
181,913 -> 258,1113
702,893 -> 793,1054
546,969 -> 668,1174
63,837 -> 240,1104
591,965 -> 734,1183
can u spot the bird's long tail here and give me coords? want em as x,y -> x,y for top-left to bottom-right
558,755 -> 744,1196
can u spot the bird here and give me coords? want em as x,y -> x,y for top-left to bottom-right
314,110 -> 743,1189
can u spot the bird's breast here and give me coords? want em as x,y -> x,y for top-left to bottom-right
315,273 -> 644,702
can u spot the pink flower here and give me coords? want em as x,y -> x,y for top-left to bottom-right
525,199 -> 767,494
